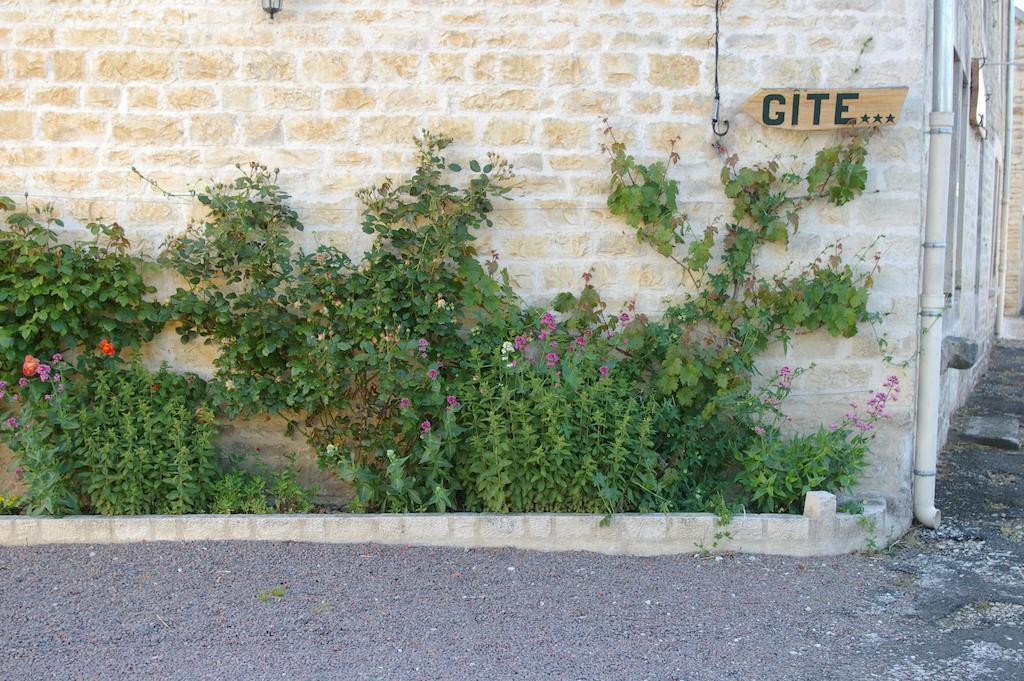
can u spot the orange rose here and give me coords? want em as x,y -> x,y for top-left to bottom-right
98,339 -> 115,357
21,355 -> 40,377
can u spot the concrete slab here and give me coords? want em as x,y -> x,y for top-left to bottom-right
958,414 -> 1022,450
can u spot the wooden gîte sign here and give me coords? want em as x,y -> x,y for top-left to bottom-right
742,87 -> 909,130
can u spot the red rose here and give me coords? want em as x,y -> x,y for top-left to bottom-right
21,355 -> 39,377
99,339 -> 115,356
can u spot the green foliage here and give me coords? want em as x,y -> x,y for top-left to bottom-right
2,355 -> 219,516
209,455 -> 316,514
1,128 -> 889,518
0,197 -> 164,380
733,370 -> 898,513
159,135 -> 528,484
454,316 -> 666,514
74,360 -> 218,515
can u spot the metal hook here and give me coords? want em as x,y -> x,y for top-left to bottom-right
711,96 -> 730,137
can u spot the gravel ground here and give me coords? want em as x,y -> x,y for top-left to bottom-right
1,341 -> 1022,681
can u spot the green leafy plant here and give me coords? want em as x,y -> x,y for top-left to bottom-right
209,456 -> 316,514
2,353 -> 219,515
735,370 -> 900,513
157,135 -> 528,488
0,197 -> 164,381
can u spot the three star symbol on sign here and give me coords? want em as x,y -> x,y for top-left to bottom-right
860,113 -> 897,124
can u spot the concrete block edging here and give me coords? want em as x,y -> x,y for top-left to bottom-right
0,491 -> 889,557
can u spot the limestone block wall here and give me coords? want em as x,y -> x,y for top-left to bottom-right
0,0 -> 939,514
1006,12 -> 1024,317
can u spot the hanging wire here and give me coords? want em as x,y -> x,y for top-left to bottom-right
711,0 -> 730,139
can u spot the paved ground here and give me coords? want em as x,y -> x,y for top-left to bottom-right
1,342 -> 1022,680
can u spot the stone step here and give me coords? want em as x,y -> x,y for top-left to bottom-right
955,415 -> 1022,451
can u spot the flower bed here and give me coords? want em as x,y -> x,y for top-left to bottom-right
0,491 -> 890,557
1,130 -> 896,534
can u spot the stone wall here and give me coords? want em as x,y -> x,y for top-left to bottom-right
1006,11 -> 1024,317
0,0 -> 997,521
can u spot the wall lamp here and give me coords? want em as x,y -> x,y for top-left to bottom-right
262,0 -> 283,20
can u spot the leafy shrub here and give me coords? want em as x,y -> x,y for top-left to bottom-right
735,370 -> 900,513
0,197 -> 164,381
74,359 -> 218,515
159,135 -> 528,487
209,456 -> 315,514
2,352 -> 219,515
455,309 -> 666,514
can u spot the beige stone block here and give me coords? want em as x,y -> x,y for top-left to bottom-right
0,112 -> 34,140
167,86 -> 217,110
112,517 -> 151,542
548,56 -> 592,85
242,115 -> 283,144
552,514 -> 598,538
61,27 -> 120,48
377,516 -> 407,541
601,53 -> 641,84
285,116 -> 347,143
179,51 -> 237,79
190,114 -> 236,145
501,55 -> 543,83
323,515 -> 379,543
324,87 -> 374,111
723,515 -> 764,543
460,89 -> 541,111
524,516 -> 553,538
12,50 -> 46,78
51,50 -> 86,81
542,119 -> 590,149
478,515 -> 526,541
126,86 -> 159,108
0,517 -> 16,545
222,86 -> 256,112
438,30 -> 477,48
422,115 -> 476,141
428,54 -> 465,82
113,115 -> 184,144
761,515 -> 811,542
16,25 -> 54,47
262,86 -> 318,110
371,53 -> 420,80
50,147 -> 97,168
803,491 -> 837,519
449,515 -> 478,540
403,515 -> 451,540
301,52 -> 349,81
0,85 -> 26,105
626,92 -> 661,114
95,51 -> 173,81
563,90 -> 617,114
358,115 -> 418,144
125,27 -> 186,48
251,516 -> 300,541
667,515 -> 714,546
147,516 -> 179,540
0,146 -> 47,166
10,518 -> 41,545
648,55 -> 700,87
383,87 -> 439,110
243,50 -> 296,80
85,86 -> 121,107
40,112 -> 105,142
618,515 -> 669,541
484,119 -> 532,145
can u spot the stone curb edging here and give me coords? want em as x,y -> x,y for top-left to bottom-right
0,491 -> 889,557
